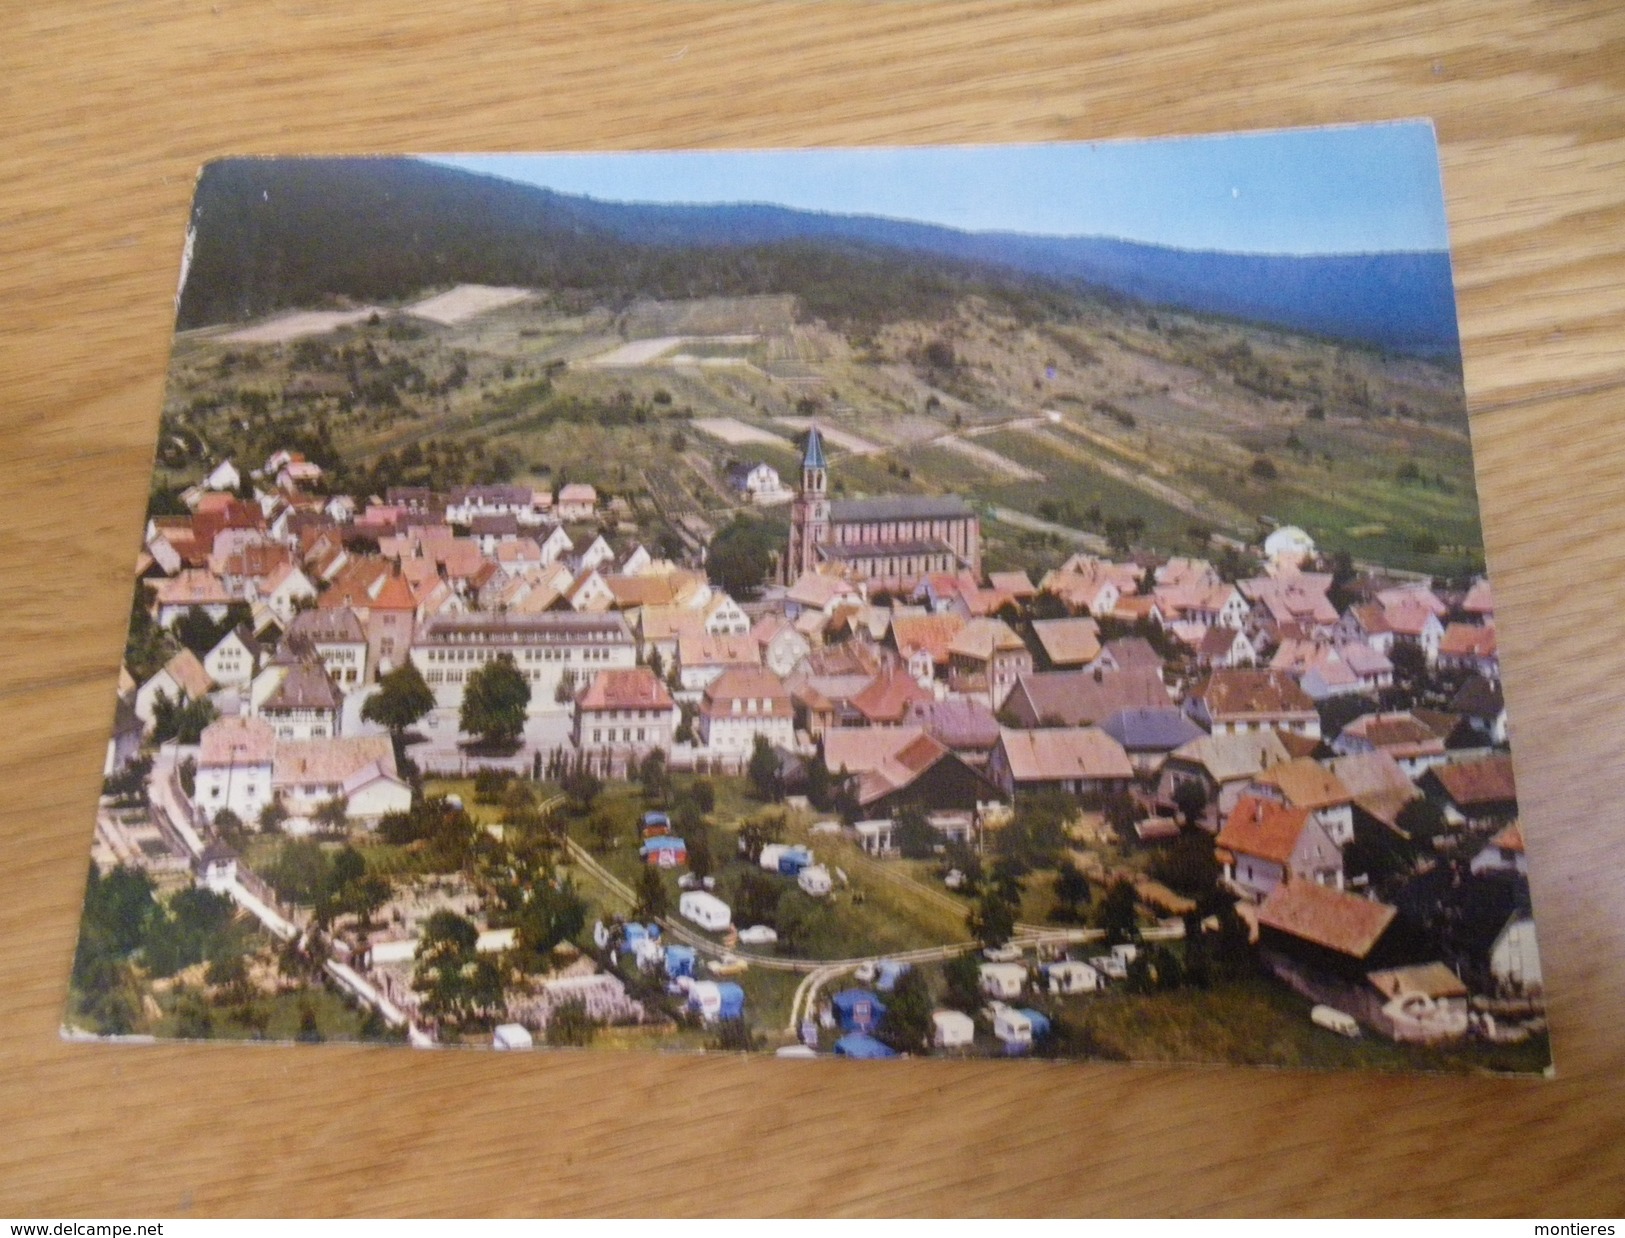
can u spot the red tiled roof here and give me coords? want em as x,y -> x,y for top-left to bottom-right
576,667 -> 674,713
1216,794 -> 1312,865
1432,755 -> 1518,806
1258,882 -> 1397,959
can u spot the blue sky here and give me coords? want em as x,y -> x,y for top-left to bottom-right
428,122 -> 1448,256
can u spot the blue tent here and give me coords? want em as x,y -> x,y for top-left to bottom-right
623,923 -> 649,948
718,982 -> 746,1021
640,835 -> 687,859
834,1033 -> 897,1059
641,811 -> 671,833
1019,1008 -> 1052,1038
876,961 -> 911,993
831,988 -> 887,1032
664,945 -> 696,978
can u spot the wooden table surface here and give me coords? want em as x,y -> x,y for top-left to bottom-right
4,1 -> 1624,1217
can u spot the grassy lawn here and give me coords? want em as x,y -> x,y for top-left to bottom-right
152,985 -> 386,1043
1057,971 -> 1550,1075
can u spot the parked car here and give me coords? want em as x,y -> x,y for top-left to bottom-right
710,953 -> 749,976
983,943 -> 1023,963
737,925 -> 778,946
853,961 -> 878,984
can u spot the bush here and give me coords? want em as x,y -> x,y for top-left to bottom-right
1249,456 -> 1278,481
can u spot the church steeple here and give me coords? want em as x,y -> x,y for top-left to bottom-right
786,423 -> 831,584
802,423 -> 827,495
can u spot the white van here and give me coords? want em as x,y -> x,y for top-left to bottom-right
1310,1004 -> 1361,1038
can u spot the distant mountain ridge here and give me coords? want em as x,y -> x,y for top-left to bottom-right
180,157 -> 1461,356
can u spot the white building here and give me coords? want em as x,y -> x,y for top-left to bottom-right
979,962 -> 1027,1001
195,716 -> 277,824
696,667 -> 795,755
412,612 -> 637,715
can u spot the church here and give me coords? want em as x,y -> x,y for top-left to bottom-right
783,425 -> 981,588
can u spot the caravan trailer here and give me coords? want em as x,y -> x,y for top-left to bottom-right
679,890 -> 732,932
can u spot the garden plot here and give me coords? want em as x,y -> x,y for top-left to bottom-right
772,417 -> 882,455
691,417 -> 795,448
220,307 -> 383,344
405,284 -> 533,325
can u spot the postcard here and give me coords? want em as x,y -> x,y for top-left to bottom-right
67,125 -> 1548,1071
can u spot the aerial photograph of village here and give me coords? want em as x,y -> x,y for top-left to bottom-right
67,128 -> 1548,1071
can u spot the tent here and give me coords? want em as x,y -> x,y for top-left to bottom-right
664,944 -> 697,978
831,988 -> 887,1033
718,982 -> 746,1021
834,1033 -> 898,1059
1018,1008 -> 1052,1039
640,835 -> 688,867
876,961 -> 912,993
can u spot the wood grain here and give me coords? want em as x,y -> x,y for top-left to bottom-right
3,0 -> 1624,1216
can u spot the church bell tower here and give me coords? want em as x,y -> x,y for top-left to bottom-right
785,424 -> 830,583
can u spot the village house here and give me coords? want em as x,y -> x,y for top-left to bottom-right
822,726 -> 1002,826
1248,757 -> 1355,846
1030,617 -> 1103,669
1154,729 -> 1294,831
1470,822 -> 1528,878
411,611 -> 638,714
1184,668 -> 1321,739
1192,624 -> 1257,670
848,663 -> 936,727
1002,665 -> 1169,730
1436,622 -> 1499,680
445,484 -> 550,527
724,461 -> 789,504
946,618 -> 1032,708
1450,674 -> 1508,745
202,625 -> 262,688
1421,754 -> 1519,830
257,658 -> 344,740
151,569 -> 237,629
676,632 -> 763,694
1255,879 -> 1402,987
561,568 -> 616,613
318,559 -> 420,679
555,483 -> 599,522
254,561 -> 319,625
1039,555 -> 1141,616
134,649 -> 215,731
573,667 -> 677,758
696,667 -> 795,756
987,727 -> 1134,799
887,612 -> 966,687
194,716 -> 277,824
1325,750 -> 1425,838
1215,793 -> 1345,902
784,569 -> 865,620
1332,711 -> 1451,778
285,607 -> 368,689
272,734 -> 412,822
903,697 -> 1002,769
751,615 -> 813,679
1097,707 -> 1205,777
1241,572 -> 1340,638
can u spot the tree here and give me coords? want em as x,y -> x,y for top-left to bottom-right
1172,780 -> 1209,827
587,808 -> 618,854
257,798 -> 288,833
634,866 -> 670,920
1052,861 -> 1092,922
295,1000 -> 325,1044
877,967 -> 933,1054
1249,456 -> 1278,481
561,761 -> 603,813
514,877 -> 587,964
545,997 -> 598,1047
1097,878 -> 1141,945
1395,798 -> 1448,854
968,889 -> 1016,950
942,951 -> 983,1014
894,805 -> 937,860
686,825 -> 715,881
361,662 -> 435,736
151,691 -> 217,746
414,910 -> 501,1033
637,749 -> 671,805
707,514 -> 779,597
747,734 -> 782,802
459,653 -> 531,747
313,795 -> 349,833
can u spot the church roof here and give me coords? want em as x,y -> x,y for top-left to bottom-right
803,424 -> 827,471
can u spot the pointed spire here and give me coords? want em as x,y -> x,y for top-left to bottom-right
803,423 -> 827,471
